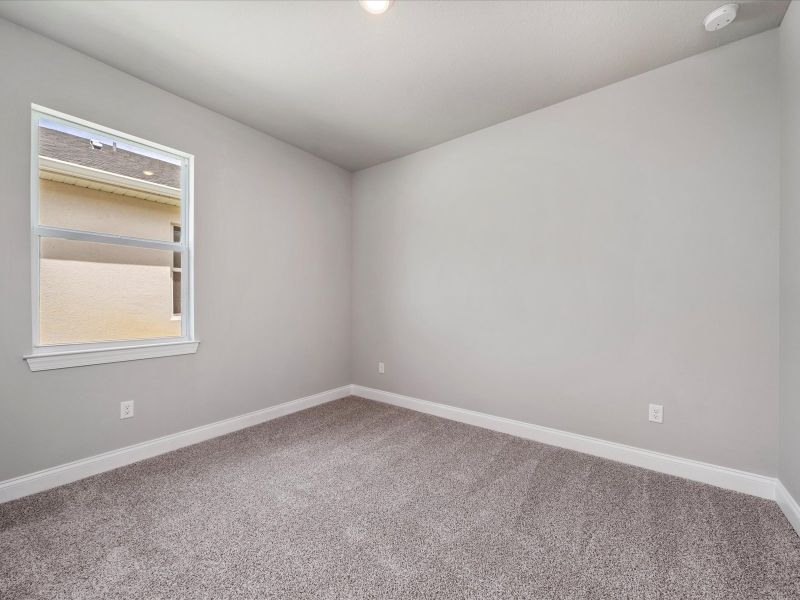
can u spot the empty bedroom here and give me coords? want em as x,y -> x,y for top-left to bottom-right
0,0 -> 799,598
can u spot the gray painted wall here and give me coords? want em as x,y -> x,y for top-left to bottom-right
780,2 -> 800,500
0,15 -> 788,487
352,31 -> 781,476
0,19 -> 352,481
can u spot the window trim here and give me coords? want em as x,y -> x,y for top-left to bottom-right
25,340 -> 200,372
25,104 -> 197,371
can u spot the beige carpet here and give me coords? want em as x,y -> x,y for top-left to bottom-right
1,396 -> 799,599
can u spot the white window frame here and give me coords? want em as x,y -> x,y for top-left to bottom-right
24,104 -> 198,371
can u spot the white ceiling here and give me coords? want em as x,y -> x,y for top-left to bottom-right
0,0 -> 789,171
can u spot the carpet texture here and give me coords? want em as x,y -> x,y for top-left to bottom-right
1,396 -> 799,599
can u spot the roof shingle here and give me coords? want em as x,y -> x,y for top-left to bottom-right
39,127 -> 180,188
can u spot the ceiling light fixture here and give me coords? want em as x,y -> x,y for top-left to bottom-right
704,4 -> 738,32
359,0 -> 393,15
142,170 -> 154,176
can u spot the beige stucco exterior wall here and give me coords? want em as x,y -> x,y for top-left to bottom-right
39,179 -> 181,345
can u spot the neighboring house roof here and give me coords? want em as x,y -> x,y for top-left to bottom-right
39,126 -> 180,188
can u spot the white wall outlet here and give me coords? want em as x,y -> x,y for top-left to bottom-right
378,362 -> 385,374
648,403 -> 663,424
120,400 -> 134,420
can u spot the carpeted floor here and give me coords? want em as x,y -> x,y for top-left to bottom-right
1,396 -> 799,599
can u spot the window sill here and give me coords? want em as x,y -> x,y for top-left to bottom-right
24,340 -> 199,372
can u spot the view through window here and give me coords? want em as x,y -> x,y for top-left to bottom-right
33,109 -> 192,347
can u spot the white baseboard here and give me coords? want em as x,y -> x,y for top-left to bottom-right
0,385 -> 352,504
352,385 -> 777,500
4,382 -> 793,531
776,481 -> 800,537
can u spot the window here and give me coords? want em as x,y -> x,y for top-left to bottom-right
25,105 -> 197,371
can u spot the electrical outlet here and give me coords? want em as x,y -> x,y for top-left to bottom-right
378,362 -> 385,374
120,400 -> 134,420
648,403 -> 663,424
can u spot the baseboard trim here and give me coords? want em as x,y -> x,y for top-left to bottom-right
352,385 -> 777,500
0,384 -> 352,504
3,383 -> 788,515
776,481 -> 800,537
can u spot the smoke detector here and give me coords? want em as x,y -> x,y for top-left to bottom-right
704,4 -> 738,32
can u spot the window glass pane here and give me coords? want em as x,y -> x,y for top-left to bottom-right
39,238 -> 182,345
37,119 -> 182,242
